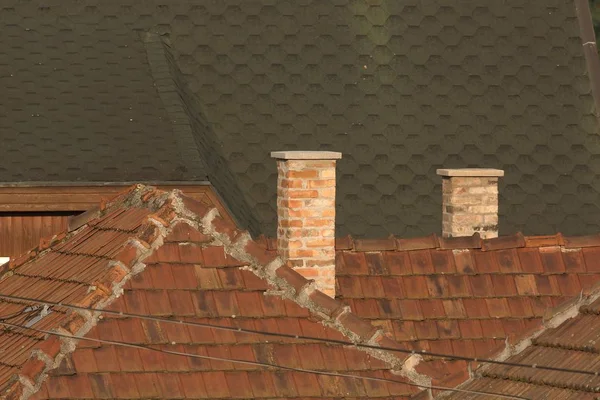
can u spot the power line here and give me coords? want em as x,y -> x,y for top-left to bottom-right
0,293 -> 597,379
0,319 -> 528,400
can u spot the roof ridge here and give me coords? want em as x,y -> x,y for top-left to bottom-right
163,188 -> 435,389
480,370 -> 597,394
4,185 -> 435,398
141,32 -> 207,179
530,340 -> 599,354
264,232 -> 600,252
2,186 -> 177,399
3,185 -> 157,274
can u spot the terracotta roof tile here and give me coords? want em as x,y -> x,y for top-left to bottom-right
391,320 -> 417,342
438,234 -> 481,250
430,250 -> 456,273
364,252 -> 389,275
458,320 -> 482,339
539,246 -> 567,273
9,185 -> 600,399
563,233 -> 600,248
446,275 -> 471,297
442,299 -> 467,319
147,263 -> 177,289
132,373 -> 162,398
462,298 -> 489,319
555,274 -> 582,296
402,275 -> 429,299
352,298 -> 380,319
178,372 -> 208,398
426,275 -> 450,297
246,370 -> 276,397
481,232 -> 526,251
506,297 -> 534,317
472,338 -> 505,359
450,339 -> 476,358
428,339 -> 454,356
534,274 -> 559,296
468,274 -> 494,297
420,299 -> 446,319
283,299 -> 311,318
68,375 -> 96,398
397,299 -> 423,321
472,250 -> 500,273
414,320 -> 439,340
272,371 -> 298,396
561,248 -> 586,272
380,276 -> 404,298
164,222 -> 212,244
396,234 -> 439,251
494,248 -> 521,273
339,251 -> 368,275
583,246 -> 600,272
516,247 -> 545,273
46,375 -> 72,398
523,233 -> 564,248
408,249 -> 435,274
195,267 -> 226,292
156,372 -> 185,398
291,371 -> 322,397
452,250 -> 476,274
114,347 -> 144,372
490,275 -> 517,296
383,251 -> 412,276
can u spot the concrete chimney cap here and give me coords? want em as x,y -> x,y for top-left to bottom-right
436,168 -> 504,177
271,151 -> 342,160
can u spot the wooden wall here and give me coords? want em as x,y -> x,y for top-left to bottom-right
0,184 -> 235,259
0,212 -> 71,258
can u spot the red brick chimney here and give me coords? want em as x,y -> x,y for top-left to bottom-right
271,151 -> 341,297
437,168 -> 504,239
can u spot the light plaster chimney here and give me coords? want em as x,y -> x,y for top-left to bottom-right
437,168 -> 504,239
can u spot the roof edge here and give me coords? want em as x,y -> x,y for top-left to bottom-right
0,181 -> 211,187
261,232 -> 600,252
575,0 -> 600,119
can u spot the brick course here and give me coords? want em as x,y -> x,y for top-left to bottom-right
272,152 -> 341,297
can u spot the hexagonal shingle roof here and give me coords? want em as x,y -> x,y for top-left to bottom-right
1,1 -> 599,239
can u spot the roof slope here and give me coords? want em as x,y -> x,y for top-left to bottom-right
3,187 -> 600,399
331,233 -> 600,398
335,233 -> 600,361
241,231 -> 600,395
2,1 -> 599,238
0,14 -> 207,182
444,296 -> 600,399
0,185 -> 437,400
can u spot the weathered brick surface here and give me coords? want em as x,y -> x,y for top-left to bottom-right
442,177 -> 500,239
276,158 -> 338,297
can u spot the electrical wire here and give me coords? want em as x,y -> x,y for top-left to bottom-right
0,319 -> 529,400
0,309 -> 30,322
0,293 -> 597,379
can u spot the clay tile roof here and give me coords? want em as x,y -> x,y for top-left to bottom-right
3,188 -> 600,399
0,185 -> 442,400
443,294 -> 600,399
333,232 -> 600,397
